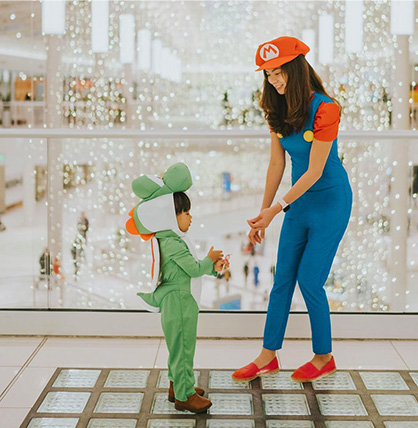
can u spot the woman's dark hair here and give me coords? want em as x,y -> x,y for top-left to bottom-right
173,192 -> 191,215
260,55 -> 341,137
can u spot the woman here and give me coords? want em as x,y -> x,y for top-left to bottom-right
232,36 -> 352,382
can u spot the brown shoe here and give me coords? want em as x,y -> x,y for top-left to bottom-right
168,381 -> 205,403
174,392 -> 212,414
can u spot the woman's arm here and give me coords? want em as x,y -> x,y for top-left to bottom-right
247,133 -> 286,244
261,133 -> 286,210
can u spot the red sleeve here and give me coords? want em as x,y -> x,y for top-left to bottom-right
313,101 -> 340,141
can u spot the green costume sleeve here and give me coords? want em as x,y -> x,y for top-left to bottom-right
168,239 -> 215,278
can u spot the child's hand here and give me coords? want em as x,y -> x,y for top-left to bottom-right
207,246 -> 223,263
214,258 -> 229,272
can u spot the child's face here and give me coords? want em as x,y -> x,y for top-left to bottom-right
177,210 -> 192,232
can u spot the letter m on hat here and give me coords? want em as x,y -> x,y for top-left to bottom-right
261,43 -> 279,61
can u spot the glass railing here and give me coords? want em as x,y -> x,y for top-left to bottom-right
0,129 -> 416,312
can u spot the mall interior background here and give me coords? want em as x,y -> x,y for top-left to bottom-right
0,0 -> 417,313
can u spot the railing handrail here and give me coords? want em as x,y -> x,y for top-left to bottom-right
0,128 -> 417,139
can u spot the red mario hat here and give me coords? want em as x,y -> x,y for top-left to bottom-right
255,36 -> 310,71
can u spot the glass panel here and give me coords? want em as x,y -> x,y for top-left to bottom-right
360,372 -> 409,390
53,369 -> 101,388
28,419 -> 79,428
325,423 -> 374,428
209,371 -> 250,389
147,421 -> 196,428
266,421 -> 314,428
371,394 -> 418,416
151,392 -> 192,415
313,372 -> 356,390
409,372 -> 418,387
208,393 -> 253,415
261,372 -> 304,390
316,394 -> 368,416
104,370 -> 150,388
0,137 -> 48,308
207,421 -> 255,428
37,392 -> 90,413
87,420 -> 137,428
262,394 -> 310,416
384,423 -> 418,428
1,134 -> 416,313
93,392 -> 143,413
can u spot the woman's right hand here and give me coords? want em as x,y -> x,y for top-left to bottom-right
248,227 -> 265,245
207,246 -> 223,263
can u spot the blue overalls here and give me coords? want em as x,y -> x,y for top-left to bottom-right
263,92 -> 352,355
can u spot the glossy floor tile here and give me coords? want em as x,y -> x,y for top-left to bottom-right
0,407 -> 31,428
0,337 -> 43,366
28,338 -> 161,368
391,340 -> 418,369
155,339 -> 265,369
0,367 -> 56,408
0,367 -> 20,395
331,341 -> 408,370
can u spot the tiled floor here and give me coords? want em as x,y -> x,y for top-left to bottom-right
0,337 -> 417,428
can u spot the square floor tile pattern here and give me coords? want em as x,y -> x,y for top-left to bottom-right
359,372 -> 409,390
147,420 -> 196,428
53,370 -> 101,388
266,423 -> 314,428
27,418 -> 79,428
19,368 -> 418,428
316,394 -> 368,416
87,418 -> 137,427
324,423 -> 374,428
261,372 -> 303,390
37,392 -> 91,413
371,394 -> 418,416
93,392 -> 143,413
104,370 -> 150,389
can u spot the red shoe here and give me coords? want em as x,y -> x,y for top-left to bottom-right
291,357 -> 336,382
232,357 -> 279,382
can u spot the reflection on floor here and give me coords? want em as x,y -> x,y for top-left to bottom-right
0,337 -> 418,427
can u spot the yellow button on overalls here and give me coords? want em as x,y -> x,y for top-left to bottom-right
303,130 -> 314,142
303,130 -> 313,143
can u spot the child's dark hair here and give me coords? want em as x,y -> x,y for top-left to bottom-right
173,192 -> 191,215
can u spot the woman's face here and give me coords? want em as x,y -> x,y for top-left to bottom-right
266,68 -> 287,95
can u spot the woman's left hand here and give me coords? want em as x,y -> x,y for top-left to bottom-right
247,206 -> 279,231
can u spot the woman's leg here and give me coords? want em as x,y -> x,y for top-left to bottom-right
296,185 -> 352,367
256,215 -> 308,367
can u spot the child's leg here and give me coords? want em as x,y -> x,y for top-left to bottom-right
161,290 -> 199,402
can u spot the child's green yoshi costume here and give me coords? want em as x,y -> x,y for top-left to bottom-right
126,163 -> 217,402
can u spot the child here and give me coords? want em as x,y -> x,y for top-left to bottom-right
126,163 -> 228,413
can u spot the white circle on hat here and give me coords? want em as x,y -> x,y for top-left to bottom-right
261,43 -> 280,61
